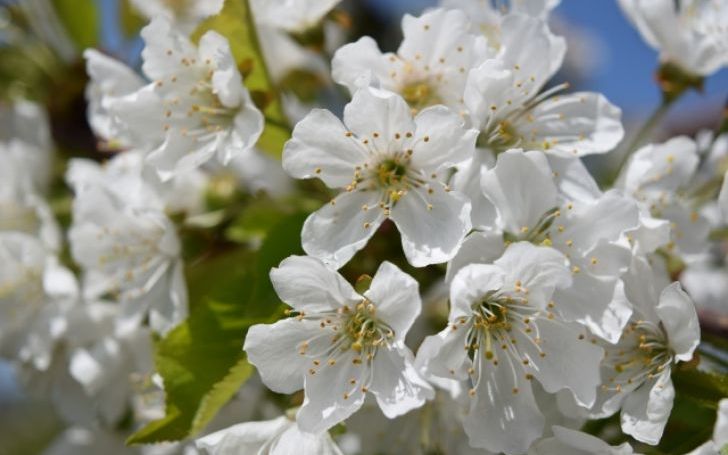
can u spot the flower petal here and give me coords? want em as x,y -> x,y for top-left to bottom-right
390,186 -> 471,267
621,370 -> 674,445
446,230 -> 505,282
297,351 -> 367,433
301,191 -> 386,269
369,345 -> 433,418
481,150 -> 558,234
464,353 -> 545,454
655,282 -> 699,362
411,106 -> 477,170
282,109 -> 369,188
243,319 -> 320,394
516,92 -> 624,157
364,261 -> 421,341
518,318 -> 603,408
270,255 -> 359,313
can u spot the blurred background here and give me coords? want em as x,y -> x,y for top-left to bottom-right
0,0 -> 726,452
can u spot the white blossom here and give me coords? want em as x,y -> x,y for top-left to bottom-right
463,14 -> 622,158
67,154 -> 187,335
129,0 -> 224,33
590,257 -> 700,445
250,0 -> 341,34
529,425 -> 638,455
451,150 -> 639,342
617,136 -> 711,258
196,415 -> 344,455
244,255 -> 433,433
618,0 -> 728,76
282,87 -> 475,268
89,17 -> 264,179
418,242 -> 603,454
332,8 -> 489,112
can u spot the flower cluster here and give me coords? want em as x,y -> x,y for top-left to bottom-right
1,0 -> 727,454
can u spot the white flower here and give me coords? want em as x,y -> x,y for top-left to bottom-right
617,136 -> 711,257
0,232 -> 76,369
89,17 -> 264,179
332,8 -> 489,112
0,165 -> 60,251
244,255 -> 433,433
343,391 -> 493,455
441,0 -> 560,52
591,257 -> 700,445
282,87 -> 475,268
0,100 -> 53,191
417,242 -> 603,454
251,0 -> 341,33
463,14 -> 622,157
452,150 -> 639,342
719,170 -> 728,224
67,154 -> 187,335
84,49 -> 146,148
687,398 -> 728,455
529,425 -> 638,455
129,0 -> 224,33
196,415 -> 344,455
618,0 -> 728,76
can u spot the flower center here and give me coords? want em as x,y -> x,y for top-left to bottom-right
343,300 -> 394,354
376,158 -> 408,188
400,80 -> 442,112
503,207 -> 560,246
602,320 -> 673,393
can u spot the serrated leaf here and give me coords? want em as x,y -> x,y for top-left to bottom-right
51,0 -> 99,50
192,0 -> 290,158
127,213 -> 306,444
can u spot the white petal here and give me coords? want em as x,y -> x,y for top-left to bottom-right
446,230 -> 505,282
270,255 -> 359,313
297,350 -> 367,433
282,109 -> 369,188
331,36 -> 390,94
495,242 -> 571,308
530,425 -> 636,455
369,345 -> 433,418
243,319 -> 320,394
343,88 -> 415,149
273,422 -> 344,455
498,13 -> 566,95
196,417 -> 288,455
519,318 -> 603,407
390,186 -> 471,267
464,354 -> 545,454
364,261 -> 421,341
416,328 -> 470,381
545,154 -> 602,203
464,59 -> 518,129
553,191 -> 639,257
140,16 -> 197,81
411,106 -> 477,170
450,263 -> 506,319
554,274 -> 632,343
621,370 -> 674,445
720,172 -> 728,224
656,282 -> 700,362
481,150 -> 558,234
301,191 -> 386,269
516,92 -> 623,156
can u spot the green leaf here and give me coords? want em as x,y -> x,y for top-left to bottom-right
193,0 -> 290,158
127,213 -> 306,444
672,368 -> 728,404
51,0 -> 99,50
